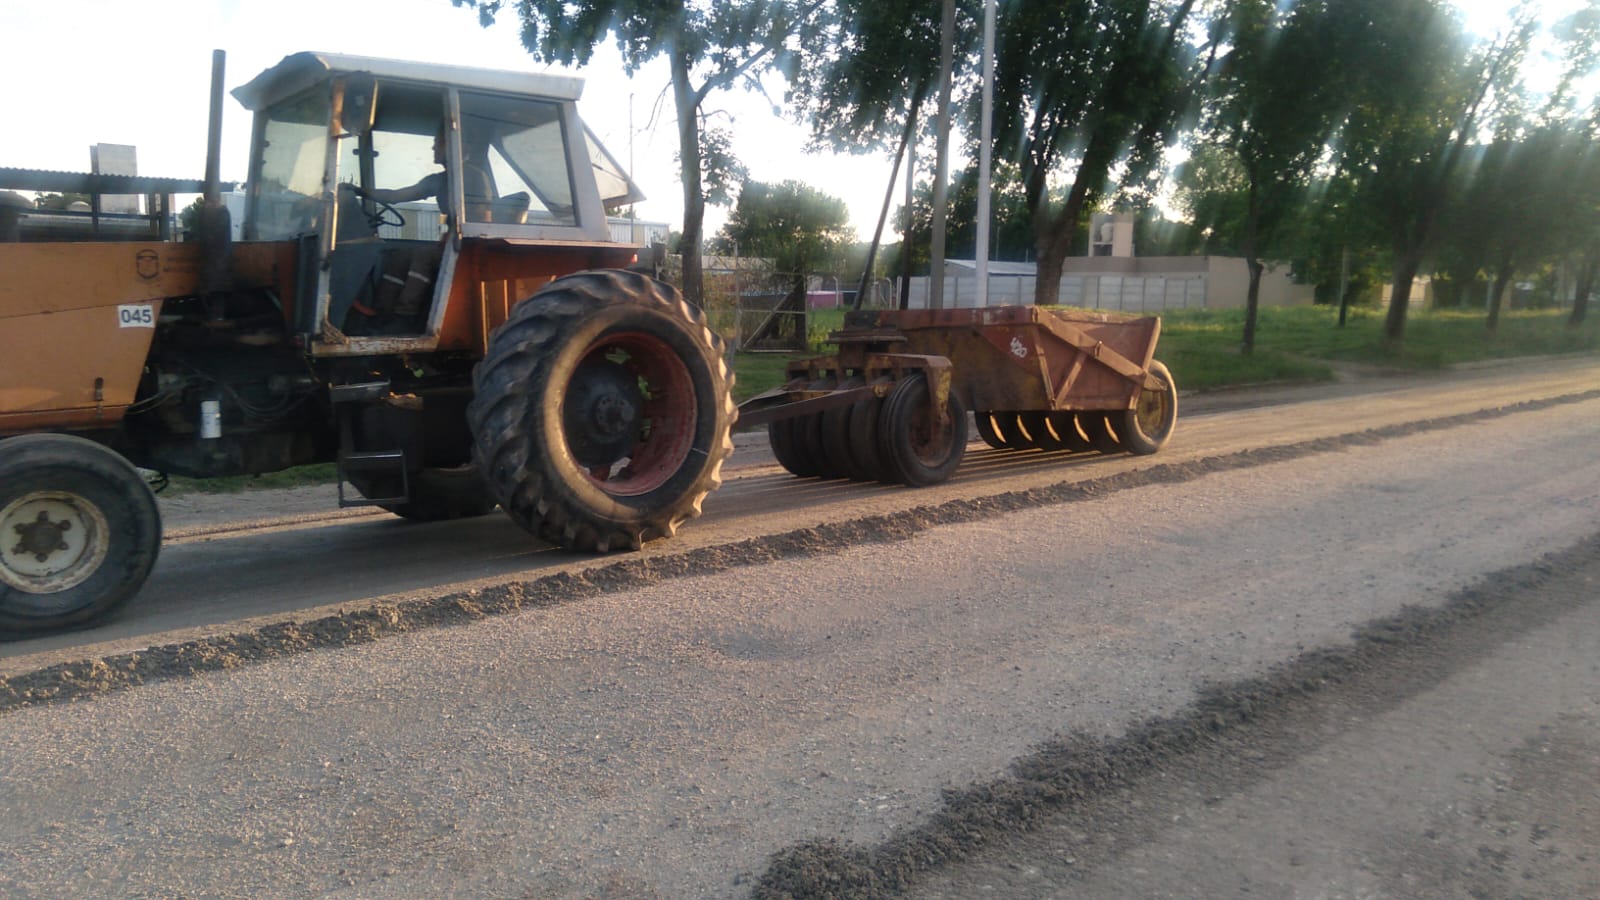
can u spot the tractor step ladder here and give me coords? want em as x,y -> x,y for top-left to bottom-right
331,380 -> 410,508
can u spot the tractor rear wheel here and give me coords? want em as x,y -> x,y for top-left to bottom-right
0,434 -> 161,634
468,270 -> 735,552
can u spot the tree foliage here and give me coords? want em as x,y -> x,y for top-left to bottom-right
989,0 -> 1205,305
1330,0 -> 1530,344
1185,0 -> 1366,352
31,193 -> 90,210
784,0 -> 974,153
710,179 -> 855,277
900,162 -> 1036,269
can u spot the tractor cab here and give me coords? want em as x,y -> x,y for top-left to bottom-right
231,52 -> 643,354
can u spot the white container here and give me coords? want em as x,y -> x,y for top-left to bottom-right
200,400 -> 222,440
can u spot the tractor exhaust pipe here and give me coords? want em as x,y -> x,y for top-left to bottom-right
203,49 -> 226,206
200,49 -> 233,301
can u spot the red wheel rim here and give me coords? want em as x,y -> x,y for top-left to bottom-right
564,330 -> 697,497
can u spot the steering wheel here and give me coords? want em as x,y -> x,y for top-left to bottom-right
366,198 -> 406,230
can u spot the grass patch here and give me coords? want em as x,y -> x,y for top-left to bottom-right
157,463 -> 339,497
729,304 -> 1600,395
731,352 -> 803,402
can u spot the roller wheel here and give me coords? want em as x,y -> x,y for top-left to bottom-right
468,270 -> 736,552
877,372 -> 967,487
1047,412 -> 1094,452
1115,360 -> 1178,455
1080,412 -> 1124,454
995,411 -> 1037,450
847,393 -> 889,483
789,414 -> 827,477
1019,411 -> 1071,451
974,411 -> 1008,450
797,379 -> 838,477
821,378 -> 875,481
0,434 -> 161,634
768,416 -> 813,477
376,465 -> 497,521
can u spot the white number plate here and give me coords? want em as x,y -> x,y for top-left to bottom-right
117,304 -> 156,328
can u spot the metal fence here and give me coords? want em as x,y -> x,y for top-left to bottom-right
906,273 -> 1208,311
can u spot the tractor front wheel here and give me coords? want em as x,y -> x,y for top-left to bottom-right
0,434 -> 161,634
468,270 -> 736,552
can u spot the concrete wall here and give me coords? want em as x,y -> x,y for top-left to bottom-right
901,256 -> 1314,311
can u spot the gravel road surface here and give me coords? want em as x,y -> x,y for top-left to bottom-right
0,359 -> 1596,897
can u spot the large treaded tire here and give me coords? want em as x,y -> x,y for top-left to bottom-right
0,434 -> 160,634
467,270 -> 735,552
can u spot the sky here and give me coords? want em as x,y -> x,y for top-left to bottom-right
1,0 -> 1577,241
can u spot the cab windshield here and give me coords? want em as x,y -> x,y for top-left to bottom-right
248,87 -> 330,241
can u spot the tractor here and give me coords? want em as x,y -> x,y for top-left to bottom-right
0,52 -> 736,634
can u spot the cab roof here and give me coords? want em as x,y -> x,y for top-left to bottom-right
232,51 -> 586,111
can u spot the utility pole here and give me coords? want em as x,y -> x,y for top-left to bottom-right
928,0 -> 955,309
974,0 -> 997,308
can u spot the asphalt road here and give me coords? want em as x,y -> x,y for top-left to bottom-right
1,355 -> 1597,897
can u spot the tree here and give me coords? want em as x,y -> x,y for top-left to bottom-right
1190,0 -> 1359,353
1337,0 -> 1533,347
982,0 -> 1206,306
32,193 -> 90,210
1452,128 -> 1585,330
453,0 -> 821,305
711,179 -> 854,278
785,0 -> 970,154
1170,144 -> 1250,256
900,162 -> 1037,270
712,179 -> 852,345
1547,1 -> 1600,328
784,0 -> 973,306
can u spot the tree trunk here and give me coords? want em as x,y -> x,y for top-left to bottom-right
1241,180 -> 1262,355
1337,246 -> 1352,328
1569,247 -> 1597,329
1243,257 -> 1265,353
1035,240 -> 1066,306
1384,250 -> 1425,347
1486,256 -> 1514,333
1032,180 -> 1087,308
670,48 -> 706,307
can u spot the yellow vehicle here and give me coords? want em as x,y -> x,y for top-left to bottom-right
0,52 -> 736,634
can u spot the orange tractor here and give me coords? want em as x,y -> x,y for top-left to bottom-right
0,52 -> 736,634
